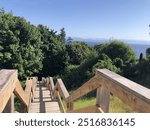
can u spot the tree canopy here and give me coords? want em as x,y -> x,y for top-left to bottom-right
0,9 -> 68,79
0,9 -> 43,79
95,40 -> 136,65
146,47 -> 150,57
37,25 -> 68,77
66,41 -> 95,65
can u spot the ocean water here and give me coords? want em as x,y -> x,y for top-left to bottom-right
86,40 -> 150,58
72,38 -> 150,58
128,44 -> 150,58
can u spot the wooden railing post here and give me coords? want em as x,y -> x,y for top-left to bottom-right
96,87 -> 110,113
96,69 -> 150,112
67,102 -> 74,112
3,93 -> 14,113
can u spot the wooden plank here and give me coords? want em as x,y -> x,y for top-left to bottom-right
42,77 -> 46,85
69,105 -> 101,113
31,77 -> 37,101
26,79 -> 33,112
66,77 -> 102,103
96,69 -> 150,112
57,91 -> 66,113
56,79 -> 69,101
25,79 -> 32,104
29,83 -> 61,113
14,79 -> 28,106
3,93 -> 14,113
67,102 -> 73,111
96,87 -> 110,113
0,69 -> 18,112
30,102 -> 60,113
96,107 -> 104,113
50,77 -> 55,91
47,77 -> 55,99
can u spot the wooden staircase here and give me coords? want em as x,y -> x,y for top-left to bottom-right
29,82 -> 60,113
0,69 -> 150,113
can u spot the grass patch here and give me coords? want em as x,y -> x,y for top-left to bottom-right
74,97 -> 96,110
73,96 -> 133,113
109,96 -> 133,112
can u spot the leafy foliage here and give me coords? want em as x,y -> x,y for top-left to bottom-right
66,41 -> 95,65
37,25 -> 68,76
95,40 -> 136,65
62,53 -> 99,89
146,47 -> 150,56
0,10 -> 43,79
92,54 -> 119,73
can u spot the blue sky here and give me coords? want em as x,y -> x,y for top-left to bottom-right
0,0 -> 150,41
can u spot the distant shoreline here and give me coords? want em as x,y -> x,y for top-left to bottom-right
70,38 -> 150,58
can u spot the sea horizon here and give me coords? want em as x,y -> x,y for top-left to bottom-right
70,37 -> 150,58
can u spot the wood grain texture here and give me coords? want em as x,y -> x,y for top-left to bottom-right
66,76 -> 102,103
67,102 -> 73,111
57,91 -> 66,113
96,87 -> 110,113
3,93 -> 14,113
29,82 -> 60,113
47,77 -> 55,99
56,79 -> 69,101
96,69 -> 150,112
50,77 -> 55,91
25,79 -> 33,104
0,69 -> 17,112
14,80 -> 28,106
31,77 -> 37,100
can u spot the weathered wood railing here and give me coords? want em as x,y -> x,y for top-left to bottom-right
47,69 -> 150,113
1,69 -> 150,113
0,69 -> 37,113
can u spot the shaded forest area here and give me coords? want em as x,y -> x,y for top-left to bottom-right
0,9 -> 150,90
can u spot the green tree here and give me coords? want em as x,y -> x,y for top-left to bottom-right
59,27 -> 66,43
37,25 -> 68,76
99,40 -> 136,65
0,10 -> 43,79
66,41 -> 96,65
92,54 -> 119,73
94,43 -> 108,53
62,52 -> 98,89
146,47 -> 150,56
113,58 -> 123,68
66,37 -> 73,44
139,53 -> 143,64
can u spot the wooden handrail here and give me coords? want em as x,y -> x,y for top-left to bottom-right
52,79 -> 69,112
51,69 -> 150,113
66,76 -> 101,103
51,77 -> 102,112
14,80 -> 28,106
1,68 -> 149,113
57,91 -> 66,113
0,69 -> 37,113
46,77 -> 55,99
96,69 -> 150,112
0,70 -> 18,112
54,79 -> 69,101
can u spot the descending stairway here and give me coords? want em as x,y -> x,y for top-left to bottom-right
0,69 -> 150,113
29,81 -> 60,113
